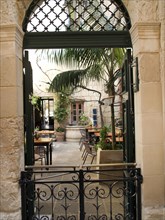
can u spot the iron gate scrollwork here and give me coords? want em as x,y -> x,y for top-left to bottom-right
20,166 -> 142,220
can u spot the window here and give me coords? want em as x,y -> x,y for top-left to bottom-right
71,102 -> 84,125
93,108 -> 97,126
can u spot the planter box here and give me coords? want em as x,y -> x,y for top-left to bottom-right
97,148 -> 124,180
56,132 -> 65,142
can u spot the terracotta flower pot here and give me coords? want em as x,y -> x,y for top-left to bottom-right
56,132 -> 65,142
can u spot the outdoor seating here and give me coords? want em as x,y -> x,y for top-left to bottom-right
79,128 -> 97,162
79,129 -> 88,151
34,146 -> 47,165
82,142 -> 97,164
34,137 -> 53,165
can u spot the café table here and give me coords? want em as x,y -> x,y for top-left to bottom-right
94,131 -> 122,137
37,130 -> 55,137
109,136 -> 123,142
94,131 -> 123,143
86,127 -> 100,139
93,131 -> 113,137
34,138 -> 53,165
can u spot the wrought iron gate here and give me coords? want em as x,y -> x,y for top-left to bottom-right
23,51 -> 35,166
121,49 -> 135,163
20,165 -> 142,220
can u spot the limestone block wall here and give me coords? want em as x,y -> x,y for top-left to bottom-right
0,23 -> 24,219
72,80 -> 113,126
128,0 -> 165,218
0,1 -> 26,219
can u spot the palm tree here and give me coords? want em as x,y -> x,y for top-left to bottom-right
36,0 -> 125,149
43,47 -> 125,149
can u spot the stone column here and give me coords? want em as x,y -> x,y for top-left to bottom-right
0,24 -> 24,219
131,22 -> 164,217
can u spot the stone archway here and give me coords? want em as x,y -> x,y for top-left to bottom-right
22,0 -> 136,164
1,0 -> 164,219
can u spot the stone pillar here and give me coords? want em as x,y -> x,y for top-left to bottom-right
131,22 -> 164,217
0,24 -> 24,219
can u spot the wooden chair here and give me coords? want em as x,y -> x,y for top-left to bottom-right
34,146 -> 47,165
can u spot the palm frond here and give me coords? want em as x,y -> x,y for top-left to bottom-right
49,68 -> 90,93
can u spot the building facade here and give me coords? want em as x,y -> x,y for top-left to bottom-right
0,0 -> 165,219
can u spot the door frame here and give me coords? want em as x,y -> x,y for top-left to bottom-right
23,0 -> 135,163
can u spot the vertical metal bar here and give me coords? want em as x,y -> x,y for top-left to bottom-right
20,171 -> 27,220
136,168 -> 143,220
79,169 -> 85,220
126,49 -> 135,162
50,142 -> 52,165
24,50 -> 34,166
20,170 -> 34,220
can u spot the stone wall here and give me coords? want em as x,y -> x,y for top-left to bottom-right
0,23 -> 24,219
128,0 -> 165,219
0,1 -> 26,219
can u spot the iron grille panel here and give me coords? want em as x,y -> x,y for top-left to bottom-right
20,167 -> 142,220
23,0 -> 131,32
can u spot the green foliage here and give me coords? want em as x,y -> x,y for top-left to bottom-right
48,48 -> 125,96
29,94 -> 40,110
95,125 -> 123,150
95,126 -> 112,150
79,113 -> 90,125
43,47 -> 125,147
54,93 -> 70,125
56,127 -> 65,132
49,68 -> 90,93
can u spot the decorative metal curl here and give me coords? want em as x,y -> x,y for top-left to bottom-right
57,215 -> 76,220
88,214 -> 108,220
35,184 -> 54,201
53,184 -> 79,200
71,172 -> 79,181
32,215 -> 49,220
83,172 -> 92,181
113,213 -> 124,220
110,181 -> 125,199
85,185 -> 110,200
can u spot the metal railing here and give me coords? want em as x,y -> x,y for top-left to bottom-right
20,163 -> 142,220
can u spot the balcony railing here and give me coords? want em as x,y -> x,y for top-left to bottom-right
20,163 -> 142,220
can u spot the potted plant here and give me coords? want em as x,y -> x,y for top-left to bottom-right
34,126 -> 40,140
54,93 -> 70,141
95,126 -> 123,179
78,113 -> 91,126
29,93 -> 40,111
55,127 -> 65,141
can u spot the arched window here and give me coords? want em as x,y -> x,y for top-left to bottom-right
23,0 -> 131,32
22,0 -> 132,48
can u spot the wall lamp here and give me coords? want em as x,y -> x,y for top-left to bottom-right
132,57 -> 139,92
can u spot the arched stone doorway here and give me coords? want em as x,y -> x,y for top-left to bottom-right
1,0 -> 164,219
22,0 -> 136,165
